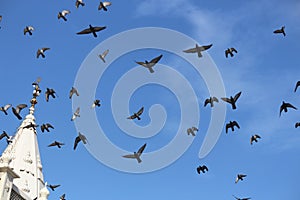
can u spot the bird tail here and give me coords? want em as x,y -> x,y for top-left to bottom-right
148,67 -> 154,73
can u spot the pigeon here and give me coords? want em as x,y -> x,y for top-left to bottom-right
0,104 -> 12,115
76,24 -> 106,38
183,44 -> 213,57
250,134 -> 261,145
294,81 -> 300,92
98,1 -> 112,11
6,135 -> 13,144
75,0 -> 85,8
71,107 -> 80,121
22,122 -> 38,134
232,195 -> 251,200
58,10 -> 71,21
225,121 -> 240,133
135,54 -> 163,73
12,104 -> 28,120
69,87 -> 79,99
204,97 -> 219,107
235,174 -> 247,183
98,49 -> 109,63
73,132 -> 88,150
187,127 -> 198,136
295,122 -> 300,128
92,99 -> 101,108
127,107 -> 144,120
37,47 -> 50,58
279,101 -> 297,117
273,26 -> 286,36
196,165 -> 208,174
45,88 -> 56,102
47,184 -> 61,191
40,123 -> 54,133
32,77 -> 42,96
221,91 -> 242,110
48,141 -> 64,148
122,143 -> 147,163
0,131 -> 9,141
225,47 -> 238,58
24,26 -> 34,35
60,194 -> 66,200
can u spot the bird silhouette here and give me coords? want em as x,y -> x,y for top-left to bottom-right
232,195 -> 251,200
0,104 -> 12,115
250,134 -> 261,145
73,132 -> 88,150
0,131 -> 9,141
69,87 -> 79,99
75,0 -> 85,8
204,97 -> 219,107
71,107 -> 80,121
76,24 -> 106,38
235,174 -> 247,183
92,99 -> 101,108
45,88 -> 56,102
294,81 -> 300,92
47,184 -> 61,191
183,44 -> 213,57
60,194 -> 66,200
187,127 -> 198,136
98,49 -> 109,63
36,47 -> 50,58
295,122 -> 300,128
273,26 -> 286,36
196,165 -> 208,174
98,1 -> 112,11
24,26 -> 34,35
58,10 -> 71,21
221,91 -> 242,110
226,121 -> 240,133
135,54 -> 163,73
48,141 -> 64,148
122,143 -> 147,163
279,101 -> 297,117
40,123 -> 54,133
225,47 -> 238,58
12,104 -> 28,120
127,107 -> 144,120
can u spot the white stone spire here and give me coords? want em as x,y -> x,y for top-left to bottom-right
0,81 -> 49,200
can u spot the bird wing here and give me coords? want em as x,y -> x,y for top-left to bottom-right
41,124 -> 45,132
294,81 -> 300,92
3,104 -> 12,111
203,165 -> 208,171
62,10 -> 70,15
137,143 -> 147,155
183,47 -> 197,53
69,87 -> 79,98
286,103 -> 297,110
201,44 -> 213,50
42,47 -> 50,52
233,91 -> 242,102
77,28 -> 92,34
17,104 -> 27,111
273,29 -> 282,34
93,26 -> 106,32
73,136 -> 81,150
255,134 -> 261,138
46,123 -> 54,129
212,97 -> 219,102
101,49 -> 109,58
204,98 -> 210,107
135,61 -> 147,67
149,54 -> 163,64
103,2 -> 112,7
192,127 -> 198,131
75,107 -> 80,115
233,121 -> 240,129
48,142 -> 57,147
221,97 -> 231,104
225,123 -> 230,133
231,47 -> 238,53
225,49 -> 229,58
136,107 -> 144,116
122,154 -> 135,159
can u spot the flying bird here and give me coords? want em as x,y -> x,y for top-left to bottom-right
232,195 -> 251,200
48,141 -> 64,148
225,47 -> 238,58
0,131 -> 9,141
58,10 -> 71,21
250,134 -> 261,145
122,143 -> 147,163
73,132 -> 88,150
183,44 -> 213,57
45,88 -> 56,102
12,104 -> 28,120
273,26 -> 286,36
135,54 -> 163,73
98,1 -> 112,11
127,107 -> 144,120
23,122 -> 38,130
37,47 -> 50,58
40,123 -> 54,133
279,101 -> 297,117
196,165 -> 208,174
76,24 -> 106,38
235,174 -> 247,183
69,87 -> 79,99
204,97 -> 219,107
187,127 -> 198,136
294,81 -> 300,92
75,0 -> 85,8
47,184 -> 61,191
295,122 -> 300,128
221,91 -> 242,110
60,194 -> 66,200
98,49 -> 109,63
226,121 -> 240,133
92,99 -> 101,108
0,104 -> 12,115
24,26 -> 34,35
71,107 -> 80,121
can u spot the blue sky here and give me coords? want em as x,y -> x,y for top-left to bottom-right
0,0 -> 300,199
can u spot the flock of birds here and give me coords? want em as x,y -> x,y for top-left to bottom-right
0,1 -> 295,200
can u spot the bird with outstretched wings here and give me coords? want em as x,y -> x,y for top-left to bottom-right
122,143 -> 147,163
